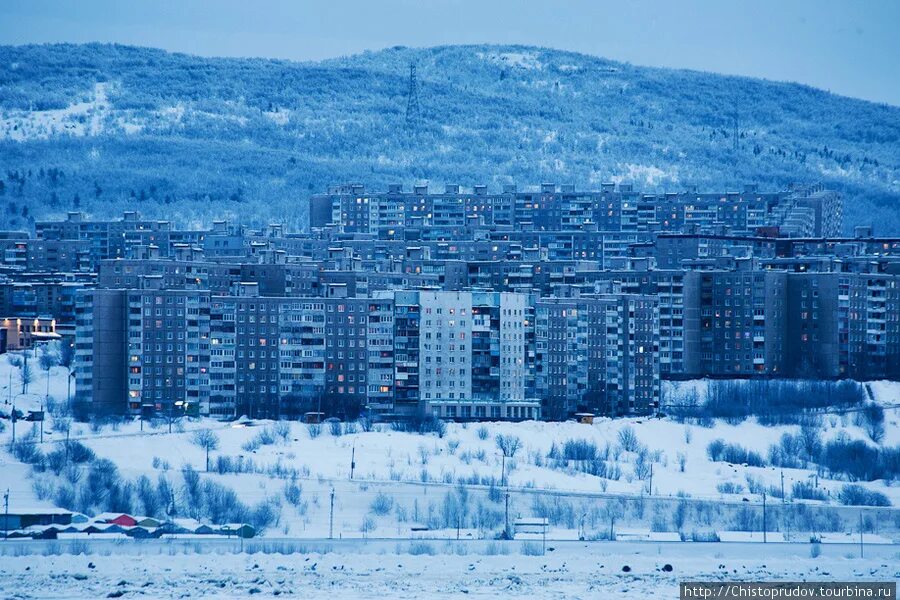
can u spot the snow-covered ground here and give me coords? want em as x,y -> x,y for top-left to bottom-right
0,541 -> 895,599
1,349 -> 899,542
0,82 -> 113,141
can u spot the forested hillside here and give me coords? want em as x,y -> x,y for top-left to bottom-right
1,43 -> 898,232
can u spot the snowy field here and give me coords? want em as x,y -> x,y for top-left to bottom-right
0,540 -> 897,599
1,348 -> 899,544
1,348 -> 899,596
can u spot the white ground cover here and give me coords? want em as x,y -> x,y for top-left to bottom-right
0,540 -> 896,599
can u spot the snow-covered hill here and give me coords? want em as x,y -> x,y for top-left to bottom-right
1,43 -> 899,232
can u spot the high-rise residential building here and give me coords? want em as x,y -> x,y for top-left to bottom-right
683,270 -> 787,377
75,286 -> 210,417
311,183 -> 841,240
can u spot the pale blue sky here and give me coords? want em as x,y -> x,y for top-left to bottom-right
2,0 -> 898,105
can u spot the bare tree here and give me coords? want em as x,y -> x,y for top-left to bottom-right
860,403 -> 885,444
495,434 -> 522,459
58,339 -> 76,404
39,346 -> 58,401
495,434 -> 522,486
192,429 -> 220,472
19,355 -> 34,394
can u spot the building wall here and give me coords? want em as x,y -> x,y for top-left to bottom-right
75,289 -> 127,416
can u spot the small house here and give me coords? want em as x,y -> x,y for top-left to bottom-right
219,523 -> 255,538
0,508 -> 73,530
126,526 -> 156,539
94,513 -> 138,527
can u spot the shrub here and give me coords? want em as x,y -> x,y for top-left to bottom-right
617,426 -> 640,453
707,439 -> 765,467
837,484 -> 891,507
391,415 -> 447,437
370,492 -> 394,516
562,439 -> 598,462
707,439 -> 726,462
689,380 -> 866,425
792,481 -> 828,501
477,426 -> 489,441
53,484 -> 76,509
7,434 -> 44,466
716,482 -> 744,495
859,404 -> 885,444
520,541 -> 543,556
284,480 -> 303,507
47,448 -> 67,475
67,441 -> 95,464
408,542 -> 435,556
249,498 -> 281,532
273,421 -> 291,442
821,439 -> 900,482
256,426 -> 277,445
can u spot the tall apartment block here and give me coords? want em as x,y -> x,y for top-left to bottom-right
75,287 -> 210,417
311,183 -> 841,239
683,270 -> 787,377
384,290 -> 537,421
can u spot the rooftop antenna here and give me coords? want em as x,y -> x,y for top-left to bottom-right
406,62 -> 421,131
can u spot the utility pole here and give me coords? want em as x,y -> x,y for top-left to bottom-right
762,492 -> 767,543
542,519 -> 546,556
781,471 -> 785,504
3,488 -> 8,541
329,488 -> 335,540
350,444 -> 356,480
648,462 -> 653,496
11,397 -> 16,443
859,511 -> 864,558
504,489 -> 510,539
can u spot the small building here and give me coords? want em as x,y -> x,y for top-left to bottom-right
94,513 -> 138,527
0,317 -> 61,351
0,508 -> 73,530
83,523 -> 126,535
126,526 -> 157,539
220,523 -> 255,538
514,518 -> 549,536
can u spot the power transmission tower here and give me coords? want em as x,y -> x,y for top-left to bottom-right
732,107 -> 739,151
405,63 -> 421,131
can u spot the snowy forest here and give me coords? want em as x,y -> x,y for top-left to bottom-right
0,42 -> 898,233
